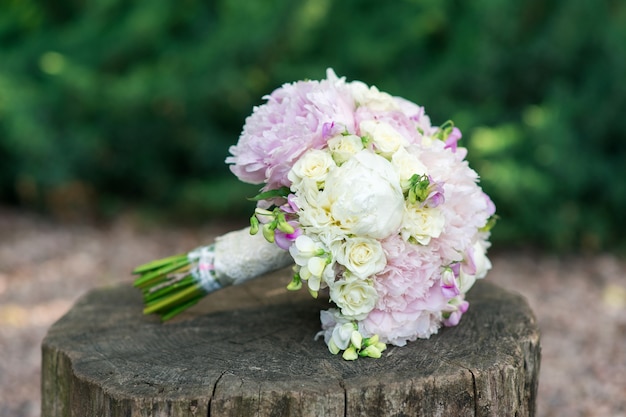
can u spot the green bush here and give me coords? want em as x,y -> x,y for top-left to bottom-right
1,0 -> 624,251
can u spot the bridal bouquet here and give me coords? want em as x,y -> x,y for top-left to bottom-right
133,69 -> 496,360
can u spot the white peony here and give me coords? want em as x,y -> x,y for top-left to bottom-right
401,205 -> 445,245
329,276 -> 378,320
327,134 -> 364,165
324,150 -> 404,239
359,120 -> 409,157
333,237 -> 386,279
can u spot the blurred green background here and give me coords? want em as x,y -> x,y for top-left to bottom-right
1,0 -> 624,252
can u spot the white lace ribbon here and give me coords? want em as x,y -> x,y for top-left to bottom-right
189,228 -> 294,293
188,245 -> 222,293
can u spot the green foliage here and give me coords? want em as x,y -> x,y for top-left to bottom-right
1,0 -> 624,251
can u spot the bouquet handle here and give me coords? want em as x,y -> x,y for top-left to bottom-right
133,228 -> 293,320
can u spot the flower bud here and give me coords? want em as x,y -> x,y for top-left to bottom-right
360,345 -> 382,359
262,223 -> 275,243
350,330 -> 362,350
342,346 -> 358,361
249,216 -> 259,235
363,334 -> 379,347
276,218 -> 295,234
286,274 -> 302,291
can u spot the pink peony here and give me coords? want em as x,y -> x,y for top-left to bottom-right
417,142 -> 493,264
360,283 -> 451,346
226,69 -> 356,191
373,234 -> 441,313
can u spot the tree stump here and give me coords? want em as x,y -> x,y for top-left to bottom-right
42,268 -> 540,417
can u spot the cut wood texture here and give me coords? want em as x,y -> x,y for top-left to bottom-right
42,268 -> 540,417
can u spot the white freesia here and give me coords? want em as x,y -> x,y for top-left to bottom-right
316,308 -> 350,346
288,149 -> 336,191
457,270 -> 476,295
349,81 -> 398,111
472,240 -> 492,280
458,241 -> 492,293
289,235 -> 325,266
324,150 -> 404,239
329,276 -> 378,320
391,147 -> 429,189
327,134 -> 364,165
330,322 -> 356,351
334,237 -> 386,279
401,205 -> 445,245
290,235 -> 330,292
359,120 -> 409,157
300,258 -> 327,292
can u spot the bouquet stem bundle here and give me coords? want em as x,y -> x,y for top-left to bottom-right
133,253 -> 206,321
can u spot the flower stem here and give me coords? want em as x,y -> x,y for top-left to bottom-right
133,257 -> 190,289
143,283 -> 205,315
132,253 -> 187,274
160,295 -> 204,321
143,275 -> 195,303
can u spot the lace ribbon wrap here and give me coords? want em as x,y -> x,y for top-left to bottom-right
189,228 -> 294,293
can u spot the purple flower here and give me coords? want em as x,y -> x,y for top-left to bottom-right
442,300 -> 469,327
423,177 -> 445,208
282,194 -> 299,214
444,127 -> 462,152
274,222 -> 302,250
440,268 -> 460,299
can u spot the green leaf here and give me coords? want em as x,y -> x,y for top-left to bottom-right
247,187 -> 291,202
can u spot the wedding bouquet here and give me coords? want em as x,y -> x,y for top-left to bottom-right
133,69 -> 496,360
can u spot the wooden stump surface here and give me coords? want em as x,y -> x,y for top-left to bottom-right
42,268 -> 540,417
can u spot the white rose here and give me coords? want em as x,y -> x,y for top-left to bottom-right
329,277 -> 378,320
391,147 -> 428,188
288,149 -> 336,191
324,150 -> 404,239
401,205 -> 445,245
334,237 -> 386,279
359,120 -> 409,157
327,134 -> 364,165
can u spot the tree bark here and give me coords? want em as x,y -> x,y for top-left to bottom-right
42,268 -> 540,417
